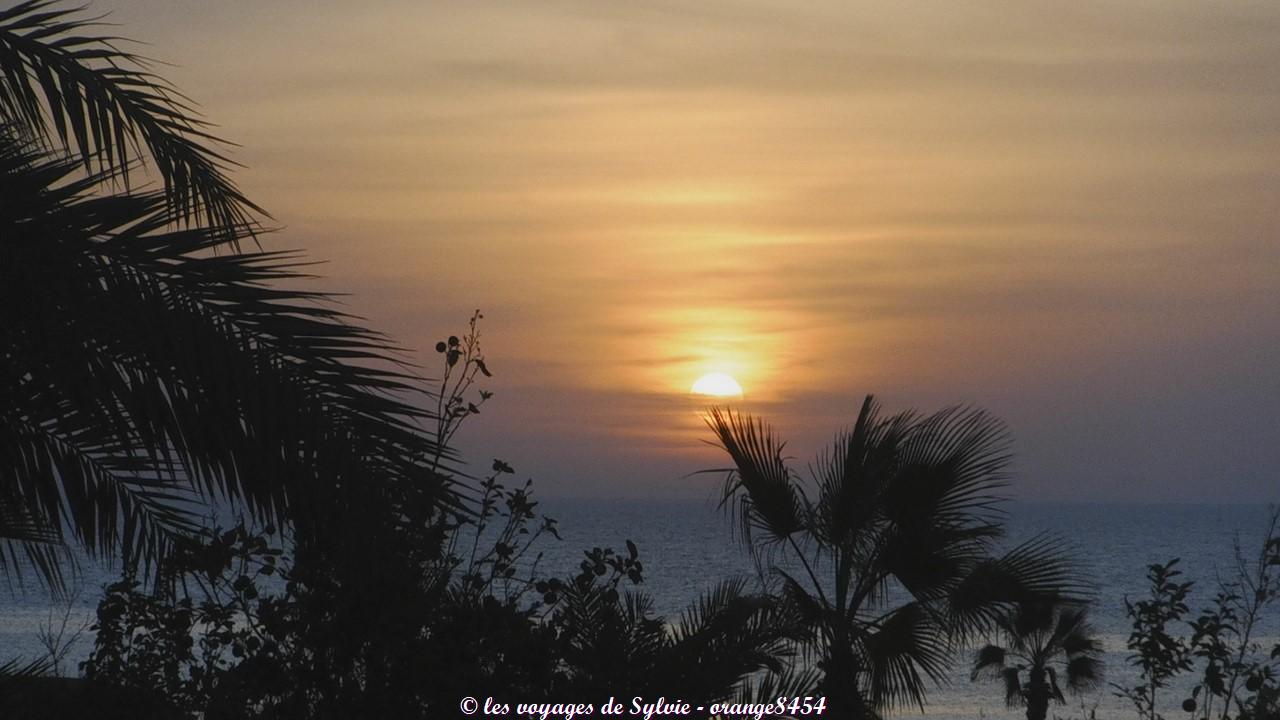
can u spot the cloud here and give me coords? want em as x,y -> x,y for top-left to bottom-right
103,0 -> 1280,501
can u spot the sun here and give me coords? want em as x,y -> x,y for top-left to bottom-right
691,372 -> 744,397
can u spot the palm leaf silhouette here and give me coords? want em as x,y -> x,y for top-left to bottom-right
706,395 -> 1090,716
970,600 -> 1104,720
1,129 -> 454,590
0,0 -> 262,234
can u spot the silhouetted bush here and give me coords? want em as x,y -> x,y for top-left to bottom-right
1115,508 -> 1280,720
76,317 -> 796,719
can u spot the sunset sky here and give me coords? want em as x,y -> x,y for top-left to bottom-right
102,0 -> 1279,501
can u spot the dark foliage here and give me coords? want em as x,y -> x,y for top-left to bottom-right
79,504 -> 799,718
970,601 -> 1104,720
69,319 -> 798,719
1,126 -> 457,590
2,0 -> 461,595
0,0 -> 262,232
1115,508 -> 1280,720
705,396 -> 1091,718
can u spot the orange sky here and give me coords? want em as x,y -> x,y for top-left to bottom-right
103,0 -> 1280,500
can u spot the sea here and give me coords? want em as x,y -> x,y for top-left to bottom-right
2,501 -> 1276,720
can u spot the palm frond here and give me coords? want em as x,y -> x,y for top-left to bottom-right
859,601 -> 952,711
971,644 -> 1008,680
1053,605 -> 1098,654
775,568 -> 825,629
877,518 -> 1003,604
886,403 -> 1012,528
555,583 -> 668,692
0,411 -> 200,589
1009,600 -> 1058,641
1047,665 -> 1066,703
1064,654 -> 1104,691
814,395 -> 889,548
0,656 -> 49,680
1,128 -> 454,589
946,535 -> 1090,637
0,493 -> 60,545
1001,667 -> 1024,707
0,0 -> 263,234
664,577 -> 803,699
706,407 -> 806,556
673,576 -> 756,644
0,498 -> 69,593
736,664 -> 822,706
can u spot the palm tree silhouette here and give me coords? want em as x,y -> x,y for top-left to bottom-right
970,601 -> 1104,720
552,575 -> 804,701
706,395 -> 1089,719
0,1 -> 453,590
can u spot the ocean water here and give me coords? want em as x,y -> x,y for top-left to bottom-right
2,501 -> 1276,719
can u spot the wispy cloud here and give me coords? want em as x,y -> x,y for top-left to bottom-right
106,0 -> 1280,500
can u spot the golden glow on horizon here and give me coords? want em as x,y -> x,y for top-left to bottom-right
691,372 -> 744,397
